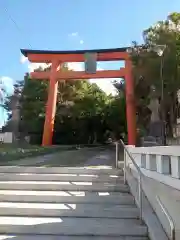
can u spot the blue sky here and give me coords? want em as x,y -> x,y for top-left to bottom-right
0,0 -> 180,127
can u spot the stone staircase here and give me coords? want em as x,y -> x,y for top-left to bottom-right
0,166 -> 148,240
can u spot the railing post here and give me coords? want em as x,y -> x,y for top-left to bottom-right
115,141 -> 119,168
124,148 -> 127,184
138,173 -> 143,222
120,139 -> 143,221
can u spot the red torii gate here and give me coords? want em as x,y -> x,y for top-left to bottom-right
21,48 -> 136,146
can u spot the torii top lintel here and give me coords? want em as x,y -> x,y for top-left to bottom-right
21,47 -> 129,63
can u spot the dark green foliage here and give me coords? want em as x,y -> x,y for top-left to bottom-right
4,66 -> 127,144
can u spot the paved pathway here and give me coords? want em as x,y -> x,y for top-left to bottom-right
84,149 -> 116,167
3,147 -> 116,168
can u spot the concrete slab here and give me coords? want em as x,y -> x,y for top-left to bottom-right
0,202 -> 139,218
83,151 -> 115,166
127,168 -> 169,240
0,166 -> 123,175
0,173 -> 124,183
0,235 -> 148,240
0,217 -> 147,236
0,181 -> 129,192
0,190 -> 134,204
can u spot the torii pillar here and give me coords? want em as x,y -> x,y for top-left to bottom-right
42,60 -> 59,145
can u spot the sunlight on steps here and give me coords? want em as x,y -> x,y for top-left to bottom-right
0,166 -> 149,239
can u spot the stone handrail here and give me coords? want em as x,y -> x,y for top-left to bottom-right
125,145 -> 180,181
124,145 -> 180,239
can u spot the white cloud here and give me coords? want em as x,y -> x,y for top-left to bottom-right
20,55 -> 27,64
20,55 -> 51,72
68,32 -> 84,45
90,78 -> 117,96
0,75 -> 27,128
68,32 -> 78,37
0,76 -> 14,127
28,63 -> 51,72
67,62 -> 83,71
0,76 -> 14,96
0,88 -> 3,101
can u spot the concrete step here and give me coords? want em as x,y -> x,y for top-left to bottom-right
0,166 -> 123,175
0,217 -> 147,236
0,190 -> 134,204
0,235 -> 149,240
0,181 -> 129,192
0,202 -> 139,218
0,173 -> 124,182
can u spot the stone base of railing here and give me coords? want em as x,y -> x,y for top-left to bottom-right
125,144 -> 180,239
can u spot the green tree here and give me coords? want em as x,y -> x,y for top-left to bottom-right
3,64 -> 127,144
131,12 -> 180,136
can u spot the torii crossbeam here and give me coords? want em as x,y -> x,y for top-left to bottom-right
21,48 -> 136,146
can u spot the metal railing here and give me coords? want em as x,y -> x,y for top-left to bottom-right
115,139 -> 175,240
156,196 -> 175,240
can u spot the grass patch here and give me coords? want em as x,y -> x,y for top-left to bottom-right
0,143 -> 75,163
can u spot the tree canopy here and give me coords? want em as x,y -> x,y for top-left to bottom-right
3,65 -> 126,144
129,12 -> 180,137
